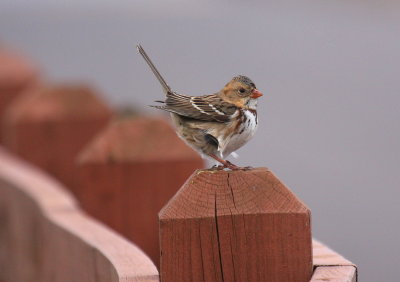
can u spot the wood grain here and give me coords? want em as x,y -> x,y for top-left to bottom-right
1,84 -> 113,197
159,168 -> 313,282
0,147 -> 159,282
310,266 -> 356,282
76,117 -> 204,267
312,240 -> 355,267
311,240 -> 357,282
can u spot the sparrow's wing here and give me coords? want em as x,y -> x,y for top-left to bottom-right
138,45 -> 237,122
137,44 -> 172,94
152,93 -> 237,122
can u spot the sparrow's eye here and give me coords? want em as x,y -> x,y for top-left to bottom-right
238,88 -> 246,94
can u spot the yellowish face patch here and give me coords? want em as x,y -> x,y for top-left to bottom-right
221,81 -> 253,108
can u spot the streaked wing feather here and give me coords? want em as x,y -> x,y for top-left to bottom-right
153,93 -> 237,122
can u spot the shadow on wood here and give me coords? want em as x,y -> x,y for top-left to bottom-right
0,148 -> 159,282
76,116 -> 204,267
159,168 -> 313,282
1,84 -> 113,196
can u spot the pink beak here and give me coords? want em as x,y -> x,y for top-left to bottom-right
250,89 -> 263,99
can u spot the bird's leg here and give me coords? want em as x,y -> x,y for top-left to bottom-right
208,154 -> 240,170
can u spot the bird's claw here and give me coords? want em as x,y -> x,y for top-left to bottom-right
211,164 -> 225,170
224,161 -> 253,171
208,154 -> 254,171
210,163 -> 253,171
224,161 -> 241,171
241,166 -> 253,171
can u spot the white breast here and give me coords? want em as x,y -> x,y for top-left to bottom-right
219,109 -> 258,158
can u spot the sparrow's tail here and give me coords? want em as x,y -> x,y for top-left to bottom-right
137,44 -> 172,94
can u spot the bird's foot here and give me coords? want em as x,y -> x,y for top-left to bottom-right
241,166 -> 254,171
224,160 -> 241,170
224,161 -> 254,171
210,164 -> 225,170
208,154 -> 253,171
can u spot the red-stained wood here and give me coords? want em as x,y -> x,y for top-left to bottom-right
0,48 -> 39,139
76,116 -> 204,267
159,168 -> 313,282
1,84 -> 113,196
311,240 -> 357,282
0,147 -> 159,282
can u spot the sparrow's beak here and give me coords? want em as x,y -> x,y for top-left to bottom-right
250,89 -> 263,99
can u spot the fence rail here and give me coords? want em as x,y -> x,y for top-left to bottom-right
311,240 -> 357,281
0,148 -> 159,282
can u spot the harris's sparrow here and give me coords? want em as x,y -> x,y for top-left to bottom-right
137,45 -> 263,170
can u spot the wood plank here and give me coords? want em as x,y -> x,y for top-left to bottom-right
310,266 -> 356,282
159,168 -> 313,282
311,240 -> 357,281
312,240 -> 355,267
0,148 -> 159,282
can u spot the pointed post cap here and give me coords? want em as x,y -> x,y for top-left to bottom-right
160,168 -> 310,219
0,48 -> 38,90
78,116 -> 201,164
3,84 -> 112,124
159,168 -> 312,282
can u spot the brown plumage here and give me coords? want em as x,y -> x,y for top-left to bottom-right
137,45 -> 263,170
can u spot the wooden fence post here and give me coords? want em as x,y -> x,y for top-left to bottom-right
0,48 -> 38,139
159,168 -> 313,282
76,116 -> 204,267
1,84 -> 113,196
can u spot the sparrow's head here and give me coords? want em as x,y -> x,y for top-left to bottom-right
221,75 -> 263,109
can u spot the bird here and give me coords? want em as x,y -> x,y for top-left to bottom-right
137,45 -> 263,170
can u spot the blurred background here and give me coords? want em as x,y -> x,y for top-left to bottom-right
1,0 -> 399,280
